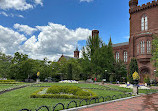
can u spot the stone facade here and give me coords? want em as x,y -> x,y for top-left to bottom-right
112,0 -> 158,82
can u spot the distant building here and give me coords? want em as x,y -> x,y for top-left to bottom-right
94,0 -> 158,82
58,47 -> 79,62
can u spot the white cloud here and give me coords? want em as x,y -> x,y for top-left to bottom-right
21,22 -> 91,61
0,23 -> 91,61
0,12 -> 8,17
17,15 -> 24,18
34,0 -> 43,6
80,0 -> 93,2
14,23 -> 37,35
124,36 -> 130,39
0,25 -> 27,54
0,11 -> 24,18
0,0 -> 43,11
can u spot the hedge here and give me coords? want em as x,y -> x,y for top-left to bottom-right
0,80 -> 15,82
30,85 -> 98,99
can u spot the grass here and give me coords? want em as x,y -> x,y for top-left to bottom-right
0,85 -> 16,90
0,83 -> 157,111
106,84 -> 158,94
0,83 -> 31,91
0,83 -> 124,111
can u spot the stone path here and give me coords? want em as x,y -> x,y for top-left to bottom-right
79,93 -> 158,111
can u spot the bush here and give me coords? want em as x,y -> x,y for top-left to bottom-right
144,76 -> 150,84
0,80 -> 15,82
30,85 -> 97,99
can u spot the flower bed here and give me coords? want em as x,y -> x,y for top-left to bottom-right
59,80 -> 78,83
119,84 -> 150,89
30,85 -> 97,99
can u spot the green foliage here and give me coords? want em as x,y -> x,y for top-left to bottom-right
67,63 -> 72,80
0,52 -> 12,78
82,36 -> 116,81
152,34 -> 158,77
128,58 -> 138,83
114,60 -> 127,81
144,76 -> 150,84
31,85 -> 97,99
109,75 -> 114,82
0,80 -> 15,82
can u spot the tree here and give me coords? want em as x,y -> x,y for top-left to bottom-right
152,34 -> 158,77
67,63 -> 72,80
0,52 -> 12,78
83,35 -> 103,78
128,58 -> 138,83
107,37 -> 115,73
114,60 -> 127,82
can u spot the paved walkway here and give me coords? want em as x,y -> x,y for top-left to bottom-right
79,93 -> 158,111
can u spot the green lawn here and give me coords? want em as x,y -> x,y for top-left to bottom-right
106,84 -> 158,94
0,83 -> 157,111
0,85 -> 16,90
0,83 -> 124,111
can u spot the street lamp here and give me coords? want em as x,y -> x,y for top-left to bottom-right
103,70 -> 107,83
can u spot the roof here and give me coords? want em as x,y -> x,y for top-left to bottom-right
63,56 -> 77,60
112,42 -> 129,47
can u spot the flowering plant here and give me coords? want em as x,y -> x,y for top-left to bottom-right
132,71 -> 140,80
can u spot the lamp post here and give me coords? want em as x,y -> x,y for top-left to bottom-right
154,69 -> 157,85
102,70 -> 107,84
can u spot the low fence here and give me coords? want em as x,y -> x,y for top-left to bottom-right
19,93 -> 133,111
19,89 -> 158,111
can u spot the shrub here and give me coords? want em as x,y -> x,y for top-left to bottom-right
144,76 -> 150,84
30,85 -> 97,99
0,80 -> 15,82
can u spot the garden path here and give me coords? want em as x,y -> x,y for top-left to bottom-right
79,93 -> 158,111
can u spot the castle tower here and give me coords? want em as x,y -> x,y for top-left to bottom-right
74,47 -> 79,58
92,30 -> 99,38
129,0 -> 138,9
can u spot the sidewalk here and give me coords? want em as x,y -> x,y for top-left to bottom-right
79,93 -> 158,111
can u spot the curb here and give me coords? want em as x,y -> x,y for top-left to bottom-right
61,95 -> 141,111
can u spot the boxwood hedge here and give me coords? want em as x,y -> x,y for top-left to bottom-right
30,85 -> 97,99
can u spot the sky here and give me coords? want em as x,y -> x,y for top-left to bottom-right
0,0 -> 155,61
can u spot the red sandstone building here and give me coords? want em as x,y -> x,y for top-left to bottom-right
60,0 -> 158,82
113,0 -> 158,82
92,0 -> 158,82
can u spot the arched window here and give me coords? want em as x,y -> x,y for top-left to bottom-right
124,51 -> 127,62
147,40 -> 151,54
141,14 -> 148,31
137,44 -> 139,55
116,52 -> 119,62
141,41 -> 145,54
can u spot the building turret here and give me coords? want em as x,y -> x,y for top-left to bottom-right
74,47 -> 79,58
92,30 -> 99,38
129,0 -> 138,9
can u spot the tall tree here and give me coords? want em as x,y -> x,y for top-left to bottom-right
0,52 -> 12,78
84,35 -> 103,77
67,63 -> 72,80
107,37 -> 115,73
151,34 -> 158,76
128,58 -> 138,83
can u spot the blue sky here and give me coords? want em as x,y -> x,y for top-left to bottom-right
0,0 -> 154,61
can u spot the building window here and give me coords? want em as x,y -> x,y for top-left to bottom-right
141,14 -> 148,31
137,44 -> 139,55
124,51 -> 127,62
141,41 -> 145,54
116,52 -> 119,62
147,40 -> 151,54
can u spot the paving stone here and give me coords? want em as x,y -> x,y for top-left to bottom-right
79,93 -> 158,111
